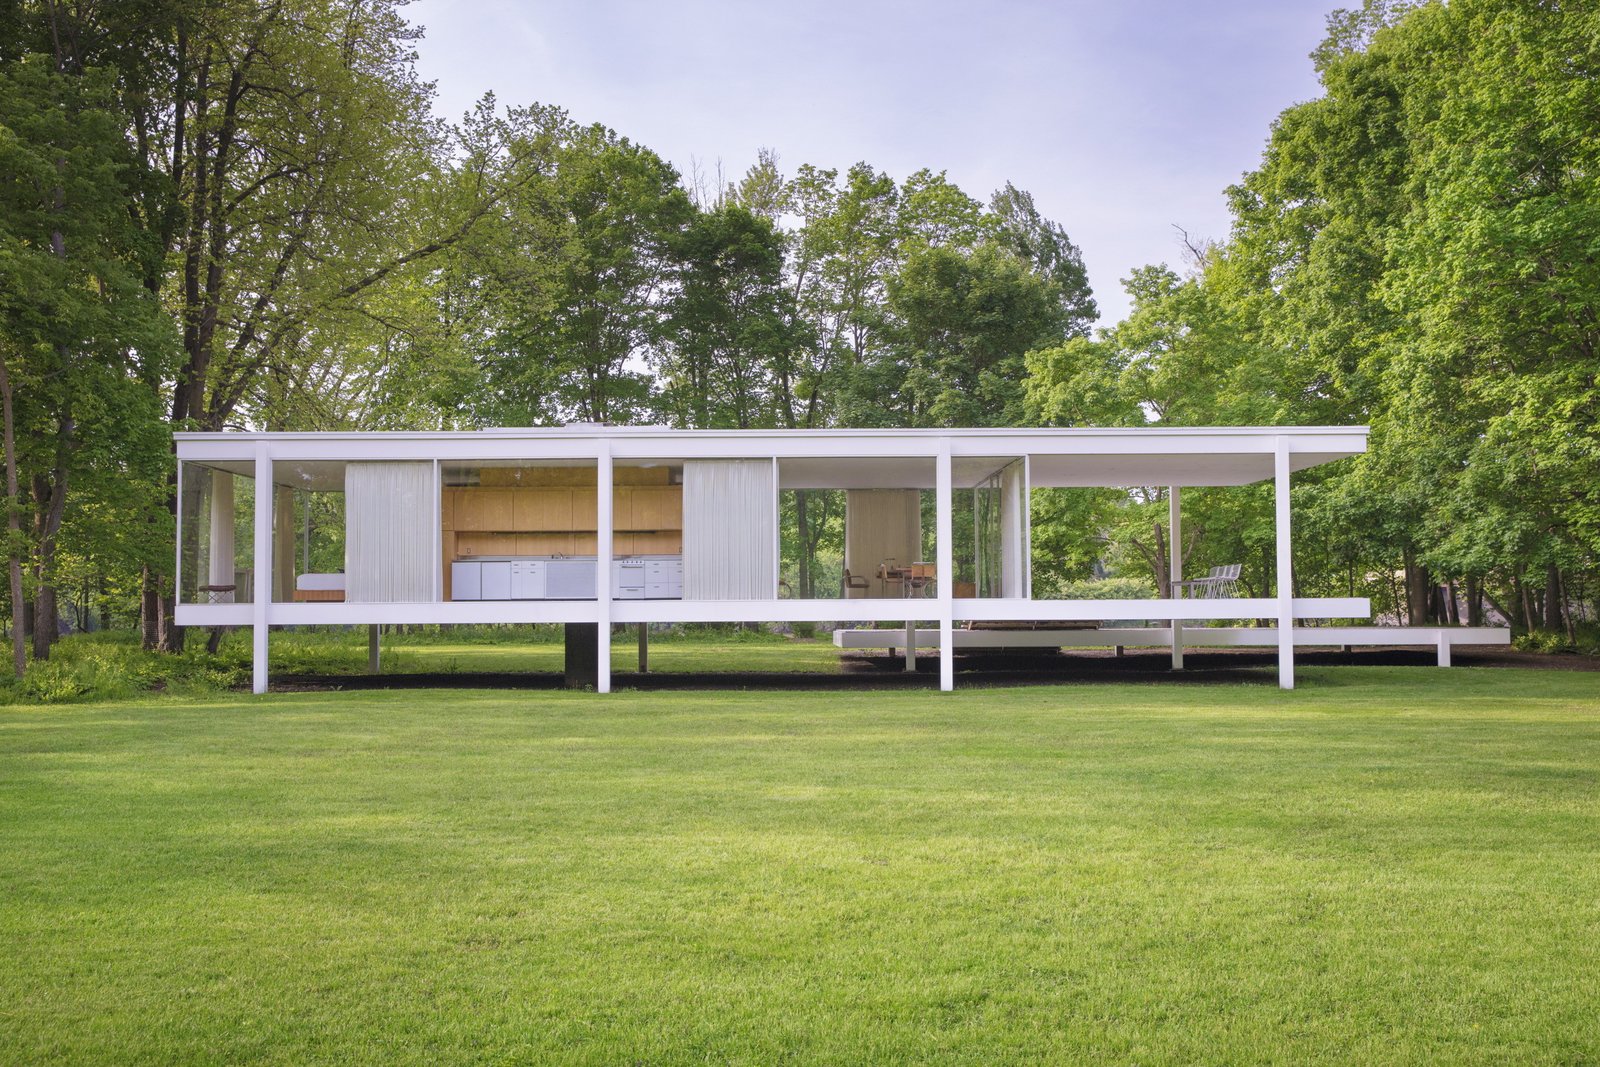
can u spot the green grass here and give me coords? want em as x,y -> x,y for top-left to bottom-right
2,669 -> 1598,1064
0,629 -> 852,705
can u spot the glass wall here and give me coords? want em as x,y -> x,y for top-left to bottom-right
178,461 -> 255,604
440,460 -> 600,601
272,460 -> 347,603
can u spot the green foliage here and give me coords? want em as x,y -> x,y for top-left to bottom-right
1051,576 -> 1153,601
656,204 -> 806,428
0,631 -> 240,704
1020,0 -> 1600,630
889,242 -> 1064,427
16,0 -> 1600,655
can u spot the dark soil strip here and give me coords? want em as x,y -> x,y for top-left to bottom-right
269,645 -> 1596,692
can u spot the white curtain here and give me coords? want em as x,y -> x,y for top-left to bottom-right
273,484 -> 296,603
683,459 -> 775,599
844,490 -> 922,598
345,462 -> 434,603
999,460 -> 1029,598
207,470 -> 235,601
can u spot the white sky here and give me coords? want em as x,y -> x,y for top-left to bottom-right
406,0 -> 1332,324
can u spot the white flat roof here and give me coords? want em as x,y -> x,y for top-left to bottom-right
176,425 -> 1367,489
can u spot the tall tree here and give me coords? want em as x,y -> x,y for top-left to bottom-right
471,123 -> 693,425
888,242 -> 1064,427
989,181 -> 1098,337
0,55 -> 173,666
657,204 -> 805,429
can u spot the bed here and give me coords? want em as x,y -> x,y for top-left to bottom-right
293,573 -> 346,602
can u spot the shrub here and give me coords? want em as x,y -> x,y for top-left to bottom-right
1050,576 -> 1153,600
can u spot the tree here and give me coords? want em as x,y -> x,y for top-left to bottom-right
0,55 -> 174,668
888,242 -> 1064,427
469,123 -> 693,425
990,182 -> 1097,337
657,205 -> 805,429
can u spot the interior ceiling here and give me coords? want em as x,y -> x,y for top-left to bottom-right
777,457 -> 1029,491
188,459 -> 348,492
1027,452 -> 1353,488
777,452 -> 1355,490
192,449 -> 1359,494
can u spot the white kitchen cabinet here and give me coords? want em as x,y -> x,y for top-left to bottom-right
451,561 -> 482,601
481,561 -> 512,600
511,559 -> 545,599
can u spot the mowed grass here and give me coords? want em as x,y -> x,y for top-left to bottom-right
2,669 -> 1598,1064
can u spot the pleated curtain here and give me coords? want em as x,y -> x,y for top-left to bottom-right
345,461 -> 434,603
999,460 -> 1029,598
683,459 -> 775,599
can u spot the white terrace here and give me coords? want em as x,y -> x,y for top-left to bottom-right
173,424 -> 1505,694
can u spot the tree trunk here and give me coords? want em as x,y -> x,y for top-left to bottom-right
1465,575 -> 1483,626
32,581 -> 56,660
1402,548 -> 1431,626
1544,563 -> 1564,633
0,354 -> 25,678
27,420 -> 73,661
158,590 -> 184,653
140,564 -> 160,649
1516,573 -> 1535,633
1445,579 -> 1460,625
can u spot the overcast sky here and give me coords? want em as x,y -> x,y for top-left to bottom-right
406,0 -> 1333,325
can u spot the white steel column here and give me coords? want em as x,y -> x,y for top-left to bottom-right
1023,455 -> 1033,598
905,619 -> 916,672
596,445 -> 613,693
252,446 -> 272,695
1274,437 -> 1294,690
936,440 -> 954,692
432,459 -> 442,602
1169,486 -> 1183,670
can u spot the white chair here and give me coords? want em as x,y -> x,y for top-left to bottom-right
1175,564 -> 1241,599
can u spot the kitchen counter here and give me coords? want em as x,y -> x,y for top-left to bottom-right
450,555 -> 683,600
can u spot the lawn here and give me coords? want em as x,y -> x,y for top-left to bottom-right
2,668 -> 1597,1064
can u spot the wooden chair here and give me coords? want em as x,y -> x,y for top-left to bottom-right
841,569 -> 870,597
877,560 -> 906,598
905,562 -> 936,597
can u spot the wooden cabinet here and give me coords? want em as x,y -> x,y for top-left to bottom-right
628,486 -> 681,531
483,489 -> 513,531
513,488 -> 572,531
456,489 -> 485,531
571,488 -> 597,531
456,489 -> 513,531
450,482 -> 679,535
